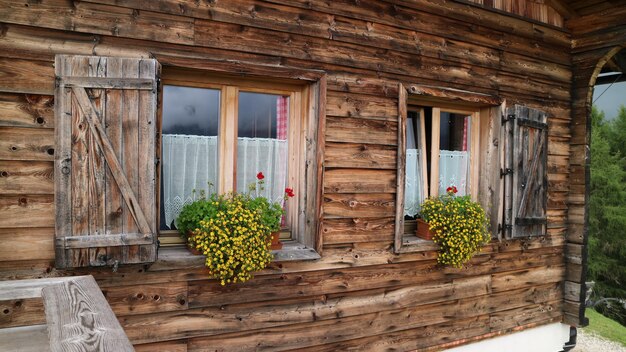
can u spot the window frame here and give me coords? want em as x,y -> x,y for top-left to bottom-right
395,84 -> 502,253
156,66 -> 325,258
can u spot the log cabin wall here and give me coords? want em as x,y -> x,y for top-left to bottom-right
564,6 -> 626,327
0,0 -> 573,350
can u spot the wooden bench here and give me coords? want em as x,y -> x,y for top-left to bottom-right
0,276 -> 133,352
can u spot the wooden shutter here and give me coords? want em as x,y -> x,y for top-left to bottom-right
54,55 -> 160,268
502,105 -> 548,238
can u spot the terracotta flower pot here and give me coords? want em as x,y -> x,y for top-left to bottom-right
416,218 -> 435,241
269,231 -> 283,250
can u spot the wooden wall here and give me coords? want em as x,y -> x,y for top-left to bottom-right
564,6 -> 626,326
0,0 -> 574,350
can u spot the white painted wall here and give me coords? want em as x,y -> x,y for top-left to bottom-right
446,323 -> 571,352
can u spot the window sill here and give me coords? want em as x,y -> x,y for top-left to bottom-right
396,235 -> 440,253
150,242 -> 320,271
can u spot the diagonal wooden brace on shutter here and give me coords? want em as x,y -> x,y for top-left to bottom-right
72,87 -> 151,235
54,55 -> 160,269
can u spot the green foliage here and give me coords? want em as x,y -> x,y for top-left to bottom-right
585,308 -> 626,346
175,190 -> 222,237
589,105 -> 626,301
420,191 -> 490,268
248,196 -> 284,233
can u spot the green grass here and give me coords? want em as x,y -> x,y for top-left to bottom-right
584,308 -> 626,346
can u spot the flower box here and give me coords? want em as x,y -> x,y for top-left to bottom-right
270,231 -> 283,250
416,218 -> 434,241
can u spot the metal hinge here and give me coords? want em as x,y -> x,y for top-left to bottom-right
500,168 -> 513,178
498,223 -> 513,233
502,113 -> 516,124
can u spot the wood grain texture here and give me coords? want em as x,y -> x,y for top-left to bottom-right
0,127 -> 54,161
54,55 -> 158,268
0,93 -> 54,128
0,160 -> 53,194
42,276 -> 134,352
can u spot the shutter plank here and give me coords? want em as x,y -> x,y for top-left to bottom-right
121,58 -> 141,263
517,131 -> 544,219
88,56 -> 108,266
54,57 -> 71,268
137,59 -> 158,262
104,58 -> 124,265
72,87 -> 152,236
70,56 -> 91,267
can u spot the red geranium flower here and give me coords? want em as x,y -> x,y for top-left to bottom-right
285,187 -> 295,198
256,172 -> 265,180
446,186 -> 458,194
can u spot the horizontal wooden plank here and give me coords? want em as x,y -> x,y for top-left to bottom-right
0,228 -> 54,262
168,283 -> 560,348
491,265 -> 565,293
59,233 -> 153,249
101,282 -> 188,316
408,85 -> 502,106
0,127 -> 55,161
323,193 -> 395,218
0,297 -> 45,329
0,93 -> 54,129
0,161 -> 54,194
135,340 -> 188,352
0,324 -> 50,352
0,277 -> 85,300
42,275 -> 135,351
0,58 -> 54,95
326,93 -> 397,120
321,217 -> 395,244
61,77 -> 156,90
326,117 -> 397,145
0,0 -> 195,46
325,142 -> 396,169
324,169 -> 396,193
0,195 -> 54,228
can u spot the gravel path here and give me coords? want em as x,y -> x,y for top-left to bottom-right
572,329 -> 626,352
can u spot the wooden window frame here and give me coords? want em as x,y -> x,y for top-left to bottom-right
157,66 -> 325,259
395,84 -> 502,253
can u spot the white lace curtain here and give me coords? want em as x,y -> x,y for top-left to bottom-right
439,150 -> 469,196
162,134 -> 288,228
404,149 -> 423,217
404,149 -> 469,217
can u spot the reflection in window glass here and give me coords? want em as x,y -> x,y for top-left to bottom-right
439,112 -> 471,196
160,85 -> 220,230
236,92 -> 289,214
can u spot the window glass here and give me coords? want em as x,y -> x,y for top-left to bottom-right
405,110 -> 424,217
160,85 -> 220,230
236,92 -> 290,218
439,112 -> 471,196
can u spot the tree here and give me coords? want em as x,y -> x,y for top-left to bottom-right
588,105 -> 626,325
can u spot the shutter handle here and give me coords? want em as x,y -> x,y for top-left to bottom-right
112,260 -> 119,273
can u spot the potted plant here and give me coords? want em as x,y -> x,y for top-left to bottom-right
187,192 -> 273,285
175,172 -> 294,284
419,186 -> 490,268
247,172 -> 295,250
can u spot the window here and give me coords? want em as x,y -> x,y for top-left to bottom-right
158,68 -> 323,254
404,106 -> 480,218
395,85 -> 548,253
395,85 -> 504,253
